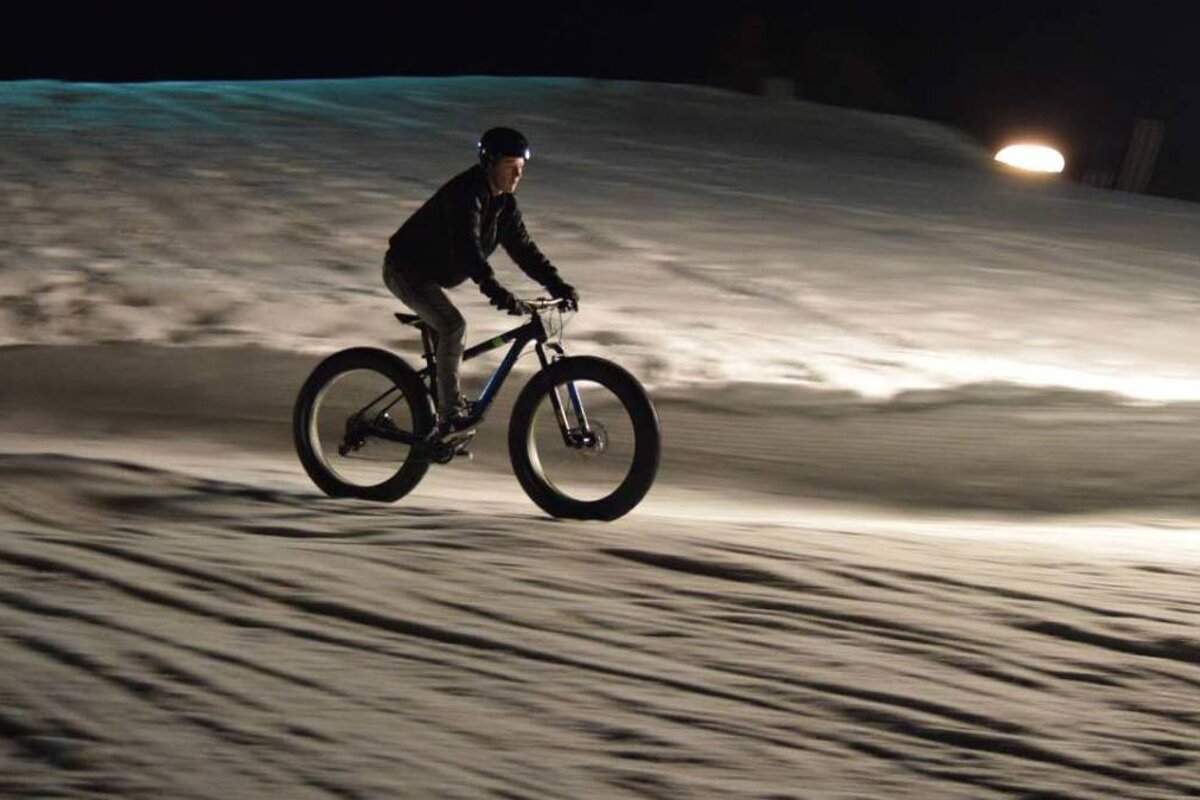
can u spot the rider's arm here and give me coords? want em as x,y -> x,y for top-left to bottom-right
499,201 -> 562,287
455,191 -> 513,308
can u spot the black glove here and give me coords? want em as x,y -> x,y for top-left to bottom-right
506,298 -> 533,316
547,280 -> 579,311
487,286 -> 528,316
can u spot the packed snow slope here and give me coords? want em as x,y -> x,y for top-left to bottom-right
3,76 -> 1199,401
2,76 -> 1198,512
1,78 -> 1199,798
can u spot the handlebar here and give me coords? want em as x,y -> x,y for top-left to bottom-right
520,297 -> 574,312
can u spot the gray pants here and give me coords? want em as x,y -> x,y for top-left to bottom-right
383,261 -> 466,419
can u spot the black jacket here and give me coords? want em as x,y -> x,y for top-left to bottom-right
385,165 -> 560,303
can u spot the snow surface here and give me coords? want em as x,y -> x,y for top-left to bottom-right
2,77 -> 1199,798
4,76 -> 1199,401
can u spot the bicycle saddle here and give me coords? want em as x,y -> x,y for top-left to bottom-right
393,312 -> 425,328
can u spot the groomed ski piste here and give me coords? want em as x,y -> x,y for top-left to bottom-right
2,77 -> 1199,798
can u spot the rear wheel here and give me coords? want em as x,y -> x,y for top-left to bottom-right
293,348 -> 434,502
509,356 -> 660,520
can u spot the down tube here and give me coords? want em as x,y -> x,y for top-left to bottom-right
475,335 -> 530,411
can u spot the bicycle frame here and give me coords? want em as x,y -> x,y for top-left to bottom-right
419,312 -> 561,420
358,306 -> 585,448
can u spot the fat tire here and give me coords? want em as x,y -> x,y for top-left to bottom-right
509,356 -> 660,520
293,347 -> 434,502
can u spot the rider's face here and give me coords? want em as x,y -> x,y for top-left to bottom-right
488,156 -> 525,195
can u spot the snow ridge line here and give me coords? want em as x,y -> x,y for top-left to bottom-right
8,538 -> 822,718
0,584 -> 341,696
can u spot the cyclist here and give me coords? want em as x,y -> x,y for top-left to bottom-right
382,127 -> 579,439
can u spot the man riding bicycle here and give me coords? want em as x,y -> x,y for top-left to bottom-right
382,127 -> 579,440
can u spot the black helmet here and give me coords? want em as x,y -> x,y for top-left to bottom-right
478,127 -> 531,166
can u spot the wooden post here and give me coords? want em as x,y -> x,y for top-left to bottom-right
1116,118 -> 1165,193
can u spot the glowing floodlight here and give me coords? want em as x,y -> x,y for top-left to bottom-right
995,144 -> 1065,173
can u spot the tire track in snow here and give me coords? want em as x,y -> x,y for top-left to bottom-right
2,453 -> 1200,797
598,543 -> 1200,797
6,529 -> 869,731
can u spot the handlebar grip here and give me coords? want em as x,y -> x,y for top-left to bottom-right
521,297 -> 568,310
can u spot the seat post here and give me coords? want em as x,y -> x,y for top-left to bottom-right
420,327 -> 438,400
395,311 -> 438,392
421,328 -> 436,364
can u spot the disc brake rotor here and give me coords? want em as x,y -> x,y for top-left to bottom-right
577,420 -> 608,457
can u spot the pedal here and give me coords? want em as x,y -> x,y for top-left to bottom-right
452,430 -> 476,459
441,426 -> 477,443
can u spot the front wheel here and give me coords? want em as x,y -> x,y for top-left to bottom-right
509,356 -> 661,520
293,347 -> 434,502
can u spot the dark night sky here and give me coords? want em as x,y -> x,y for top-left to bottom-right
5,2 -> 1199,198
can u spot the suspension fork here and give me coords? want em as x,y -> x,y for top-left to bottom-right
421,327 -> 439,401
536,343 -> 591,447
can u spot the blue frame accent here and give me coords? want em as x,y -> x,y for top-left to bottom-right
476,331 -> 530,411
567,380 -> 589,430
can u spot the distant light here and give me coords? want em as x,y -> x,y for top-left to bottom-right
995,144 -> 1065,174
